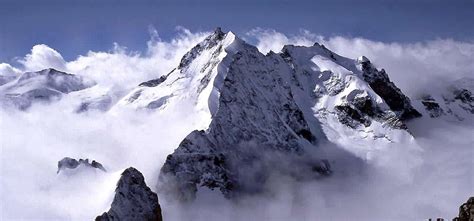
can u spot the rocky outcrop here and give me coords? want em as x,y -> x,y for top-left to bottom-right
358,56 -> 422,121
138,70 -> 172,87
415,78 -> 474,121
421,95 -> 445,118
96,167 -> 162,221
57,157 -> 106,173
118,29 -> 421,201
449,80 -> 474,115
159,32 -> 330,201
453,197 -> 474,221
281,45 -> 415,132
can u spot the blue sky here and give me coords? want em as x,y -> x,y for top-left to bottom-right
1,0 -> 473,62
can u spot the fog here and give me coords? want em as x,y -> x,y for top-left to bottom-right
246,28 -> 474,97
1,28 -> 473,220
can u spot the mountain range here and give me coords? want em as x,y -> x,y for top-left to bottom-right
0,28 -> 472,220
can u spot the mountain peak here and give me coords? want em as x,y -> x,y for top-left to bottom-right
213,27 -> 224,36
0,68 -> 94,110
177,28 -> 236,70
96,167 -> 163,221
357,56 -> 370,63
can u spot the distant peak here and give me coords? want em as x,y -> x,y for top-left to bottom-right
178,27 -> 240,70
35,68 -> 72,76
40,68 -> 59,73
214,27 -> 224,36
209,27 -> 226,41
312,42 -> 328,50
357,56 -> 370,63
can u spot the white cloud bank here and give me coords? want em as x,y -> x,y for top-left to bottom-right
0,27 -> 473,220
246,28 -> 474,96
9,27 -> 209,91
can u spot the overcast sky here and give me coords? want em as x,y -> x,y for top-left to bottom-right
1,0 -> 473,62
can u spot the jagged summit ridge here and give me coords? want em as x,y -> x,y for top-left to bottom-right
116,28 -> 251,127
178,27 -> 227,70
0,29 -> 428,202
151,29 -> 422,200
159,41 -> 330,200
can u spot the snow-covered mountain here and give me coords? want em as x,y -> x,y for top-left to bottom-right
0,68 -> 125,112
112,28 -> 423,200
0,68 -> 94,109
2,28 -> 471,204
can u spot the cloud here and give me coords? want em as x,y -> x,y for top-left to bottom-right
11,27 -> 209,92
18,44 -> 68,72
65,27 -> 209,90
0,27 -> 473,220
246,28 -> 319,54
0,63 -> 22,77
0,98 -> 202,219
247,28 -> 474,96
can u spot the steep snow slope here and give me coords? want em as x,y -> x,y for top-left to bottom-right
160,39 -> 333,201
117,28 -> 330,200
114,28 -> 243,129
280,44 -> 421,157
0,29 -> 425,202
115,29 -> 422,200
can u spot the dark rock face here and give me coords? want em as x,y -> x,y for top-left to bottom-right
453,197 -> 474,221
96,167 -> 163,221
159,39 -> 331,201
57,157 -> 106,173
416,78 -> 474,120
156,31 -> 422,201
453,89 -> 474,114
178,27 -> 226,71
421,95 -> 445,118
335,105 -> 371,128
139,74 -> 170,87
359,58 -> 422,121
282,46 -> 417,131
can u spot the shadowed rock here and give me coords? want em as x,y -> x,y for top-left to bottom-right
57,157 -> 106,174
453,197 -> 474,221
358,57 -> 422,121
96,167 -> 162,221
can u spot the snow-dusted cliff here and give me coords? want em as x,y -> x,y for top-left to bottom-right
1,28 -> 473,220
414,77 -> 474,122
112,28 -> 424,200
2,28 -> 471,203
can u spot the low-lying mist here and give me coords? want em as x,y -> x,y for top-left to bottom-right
1,27 -> 473,220
1,101 -> 472,220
